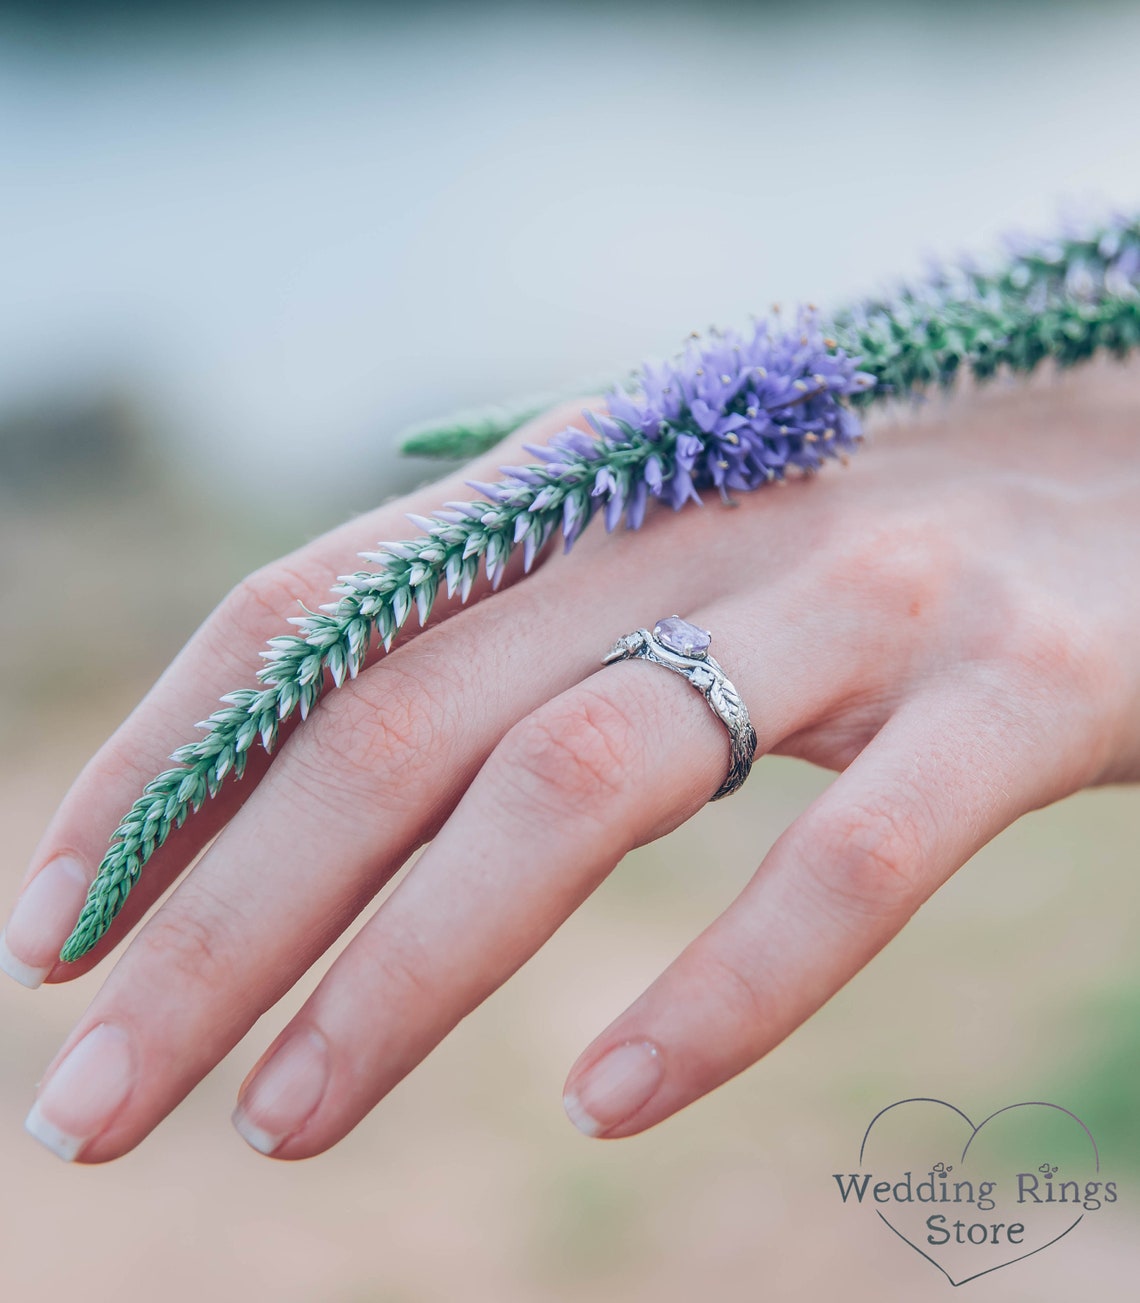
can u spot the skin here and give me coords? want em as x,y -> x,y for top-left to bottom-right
9,356 -> 1140,1162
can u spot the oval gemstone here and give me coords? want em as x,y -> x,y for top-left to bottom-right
653,616 -> 711,658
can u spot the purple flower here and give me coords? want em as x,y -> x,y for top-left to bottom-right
608,313 -> 864,509
481,309 -> 872,554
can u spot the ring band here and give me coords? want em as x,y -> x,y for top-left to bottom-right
603,615 -> 758,800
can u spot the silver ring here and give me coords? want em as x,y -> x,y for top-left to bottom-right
602,615 -> 757,800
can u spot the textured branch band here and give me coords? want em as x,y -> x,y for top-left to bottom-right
59,214 -> 1140,963
603,624 -> 757,800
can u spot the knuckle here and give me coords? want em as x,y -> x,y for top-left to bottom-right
830,512 -> 962,615
358,932 -> 438,1007
999,599 -> 1111,700
288,661 -> 453,814
83,737 -> 156,801
804,800 -> 926,922
988,601 -> 1126,787
498,691 -> 635,820
219,558 -> 314,640
695,947 -> 771,1032
133,894 -> 238,997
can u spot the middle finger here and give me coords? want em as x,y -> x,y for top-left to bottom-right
231,592 -> 871,1158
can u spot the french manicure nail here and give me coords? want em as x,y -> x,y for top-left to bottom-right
563,1040 -> 664,1138
24,1023 -> 135,1161
232,1028 -> 330,1156
1,856 -> 90,989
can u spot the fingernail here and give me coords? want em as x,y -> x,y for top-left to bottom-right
1,856 -> 90,989
232,1028 -> 330,1156
25,1023 -> 135,1161
563,1040 -> 664,1138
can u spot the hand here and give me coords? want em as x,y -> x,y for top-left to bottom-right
6,360 -> 1140,1163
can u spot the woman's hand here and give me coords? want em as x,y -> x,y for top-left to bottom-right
5,360 -> 1140,1163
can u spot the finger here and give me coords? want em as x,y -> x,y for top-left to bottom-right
25,534 -> 819,1163
23,560 -> 697,1162
221,598 -> 870,1159
24,477 -> 869,1162
559,679 -> 1069,1139
3,402 -> 594,987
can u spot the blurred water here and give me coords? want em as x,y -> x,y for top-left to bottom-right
3,0 -> 1140,507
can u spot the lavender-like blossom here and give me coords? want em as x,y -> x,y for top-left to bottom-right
478,310 -> 874,556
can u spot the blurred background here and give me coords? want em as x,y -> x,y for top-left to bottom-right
2,1 -> 1139,1299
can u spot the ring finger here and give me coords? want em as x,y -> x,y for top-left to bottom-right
225,596 -> 867,1158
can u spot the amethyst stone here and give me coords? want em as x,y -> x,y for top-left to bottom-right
653,616 -> 711,658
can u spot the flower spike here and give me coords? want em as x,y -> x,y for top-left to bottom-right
59,215 -> 1140,962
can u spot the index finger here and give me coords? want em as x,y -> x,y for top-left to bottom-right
1,403 -> 594,986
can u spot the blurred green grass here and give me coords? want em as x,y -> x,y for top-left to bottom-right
1053,982 -> 1140,1174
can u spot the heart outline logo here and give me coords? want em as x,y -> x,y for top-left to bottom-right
856,1097 -> 1101,1287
